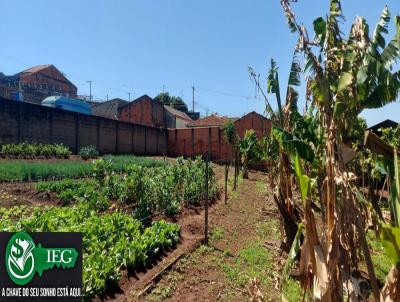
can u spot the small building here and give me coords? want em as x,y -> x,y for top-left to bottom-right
186,111 -> 271,137
91,98 -> 128,120
234,111 -> 271,138
0,65 -> 77,104
367,119 -> 399,136
117,95 -> 193,128
118,95 -> 166,128
164,105 -> 193,128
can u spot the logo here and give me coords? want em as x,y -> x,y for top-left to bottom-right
5,232 -> 78,286
6,233 -> 35,285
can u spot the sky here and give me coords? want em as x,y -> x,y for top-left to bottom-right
0,0 -> 399,126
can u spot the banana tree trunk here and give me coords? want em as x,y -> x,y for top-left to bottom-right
381,266 -> 400,302
325,117 -> 342,301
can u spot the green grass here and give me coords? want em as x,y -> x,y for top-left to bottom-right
367,231 -> 392,283
0,155 -> 165,182
257,219 -> 281,241
208,242 -> 273,291
282,278 -> 303,302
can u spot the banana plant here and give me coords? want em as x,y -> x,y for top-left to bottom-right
380,150 -> 400,300
249,52 -> 308,249
237,129 -> 258,179
280,0 -> 400,300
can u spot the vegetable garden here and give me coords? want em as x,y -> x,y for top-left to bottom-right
0,154 -> 219,299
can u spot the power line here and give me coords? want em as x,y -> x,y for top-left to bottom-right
195,86 -> 263,101
0,52 -> 264,109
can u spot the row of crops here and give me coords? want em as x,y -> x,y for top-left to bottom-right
0,155 -> 165,182
35,157 -> 218,219
1,142 -> 72,158
0,157 -> 219,298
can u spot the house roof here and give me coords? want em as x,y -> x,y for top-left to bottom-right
16,64 -> 77,90
91,98 -> 129,119
367,119 -> 399,135
186,114 -> 228,128
19,65 -> 53,75
164,105 -> 192,122
118,94 -> 154,110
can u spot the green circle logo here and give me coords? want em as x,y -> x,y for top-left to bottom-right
5,232 -> 36,285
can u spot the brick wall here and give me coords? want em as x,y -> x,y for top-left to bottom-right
167,112 -> 271,161
167,127 -> 234,161
234,111 -> 272,138
119,95 -> 166,128
0,98 -> 167,155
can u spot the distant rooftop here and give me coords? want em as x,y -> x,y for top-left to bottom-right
18,64 -> 54,75
164,105 -> 192,121
187,114 -> 229,128
91,98 -> 129,119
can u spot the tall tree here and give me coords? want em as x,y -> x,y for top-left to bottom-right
154,92 -> 189,113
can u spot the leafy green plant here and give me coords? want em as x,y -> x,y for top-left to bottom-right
35,157 -> 218,220
381,126 -> 400,149
0,155 -> 164,182
0,204 -> 180,298
0,142 -> 71,158
237,130 -> 259,178
79,146 -> 99,160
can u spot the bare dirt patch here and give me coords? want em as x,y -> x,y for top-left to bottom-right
0,182 -> 58,207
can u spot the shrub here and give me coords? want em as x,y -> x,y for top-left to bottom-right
0,142 -> 71,158
79,146 -> 99,160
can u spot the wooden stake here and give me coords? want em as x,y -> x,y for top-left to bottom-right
233,152 -> 237,191
204,153 -> 209,245
224,164 -> 228,204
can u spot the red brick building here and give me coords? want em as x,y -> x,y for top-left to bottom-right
118,95 -> 166,128
0,65 -> 77,104
233,111 -> 271,138
167,111 -> 272,160
186,111 -> 271,138
18,65 -> 77,96
117,95 -> 193,128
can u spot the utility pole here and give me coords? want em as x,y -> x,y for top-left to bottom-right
86,80 -> 92,101
191,85 -> 195,112
128,92 -> 131,102
162,85 -> 165,93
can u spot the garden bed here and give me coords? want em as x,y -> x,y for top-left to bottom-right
0,156 -> 220,300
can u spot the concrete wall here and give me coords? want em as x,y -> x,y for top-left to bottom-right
0,98 -> 167,155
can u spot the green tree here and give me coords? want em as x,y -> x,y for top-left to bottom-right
345,116 -> 367,148
381,125 -> 400,149
154,92 -> 189,113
